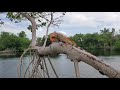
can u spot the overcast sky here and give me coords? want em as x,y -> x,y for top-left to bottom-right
0,12 -> 120,39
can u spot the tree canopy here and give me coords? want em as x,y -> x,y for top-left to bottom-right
0,31 -> 30,52
70,28 -> 120,50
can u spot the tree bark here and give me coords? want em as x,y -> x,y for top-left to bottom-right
34,42 -> 120,78
20,12 -> 36,47
74,60 -> 80,78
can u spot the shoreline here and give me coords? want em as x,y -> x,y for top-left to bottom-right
0,49 -> 17,56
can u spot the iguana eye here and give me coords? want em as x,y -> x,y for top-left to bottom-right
52,37 -> 55,38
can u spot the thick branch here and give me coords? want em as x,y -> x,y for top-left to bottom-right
34,42 -> 120,78
20,12 -> 36,46
43,12 -> 53,47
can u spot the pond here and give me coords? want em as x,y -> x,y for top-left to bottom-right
0,49 -> 120,78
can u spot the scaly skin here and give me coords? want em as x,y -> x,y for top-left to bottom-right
49,32 -> 78,47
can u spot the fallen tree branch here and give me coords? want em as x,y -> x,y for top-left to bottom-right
33,42 -> 120,78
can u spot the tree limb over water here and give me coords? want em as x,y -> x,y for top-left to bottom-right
33,42 -> 120,78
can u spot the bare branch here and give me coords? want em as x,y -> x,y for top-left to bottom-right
43,12 -> 53,47
38,12 -> 63,27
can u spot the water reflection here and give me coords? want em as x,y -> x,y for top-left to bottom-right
86,49 -> 120,56
0,50 -> 120,78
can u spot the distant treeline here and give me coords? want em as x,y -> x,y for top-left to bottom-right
0,31 -> 51,52
0,28 -> 120,53
70,28 -> 120,50
0,31 -> 30,52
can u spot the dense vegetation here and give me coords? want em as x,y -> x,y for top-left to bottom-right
0,31 -> 30,52
0,30 -> 51,52
70,28 -> 120,50
0,28 -> 120,53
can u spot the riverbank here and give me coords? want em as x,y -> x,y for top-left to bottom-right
0,49 -> 17,56
0,49 -> 31,57
1,48 -> 120,57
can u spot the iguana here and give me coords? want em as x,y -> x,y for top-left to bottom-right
49,32 -> 80,49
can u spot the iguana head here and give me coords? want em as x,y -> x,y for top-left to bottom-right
49,32 -> 59,42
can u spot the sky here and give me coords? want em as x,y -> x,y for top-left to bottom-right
0,12 -> 120,39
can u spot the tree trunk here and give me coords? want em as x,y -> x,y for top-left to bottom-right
34,42 -> 120,78
20,12 -> 36,47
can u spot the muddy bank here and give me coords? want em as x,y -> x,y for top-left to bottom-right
0,49 -> 17,56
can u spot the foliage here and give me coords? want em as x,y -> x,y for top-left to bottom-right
70,28 -> 120,50
114,40 -> 120,49
0,31 -> 52,52
0,31 -> 30,52
18,31 -> 26,38
0,12 -> 65,31
16,37 -> 30,52
37,35 -> 51,46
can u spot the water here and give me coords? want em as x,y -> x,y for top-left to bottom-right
0,50 -> 120,78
